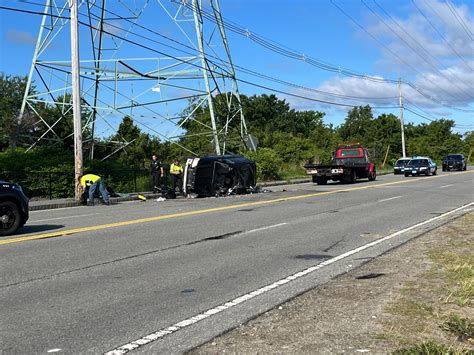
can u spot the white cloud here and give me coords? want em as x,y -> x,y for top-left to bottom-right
6,31 -> 36,45
286,0 -> 474,119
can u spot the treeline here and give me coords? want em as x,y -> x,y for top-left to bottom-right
1,74 -> 473,194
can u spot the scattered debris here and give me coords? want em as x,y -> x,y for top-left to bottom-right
155,197 -> 166,202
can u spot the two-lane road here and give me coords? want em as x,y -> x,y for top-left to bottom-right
1,171 -> 473,353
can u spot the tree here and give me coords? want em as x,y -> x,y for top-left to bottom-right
0,74 -> 33,150
337,105 -> 374,145
107,116 -> 160,167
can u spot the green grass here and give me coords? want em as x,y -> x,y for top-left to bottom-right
387,300 -> 434,318
440,314 -> 474,342
427,250 -> 474,307
393,341 -> 470,355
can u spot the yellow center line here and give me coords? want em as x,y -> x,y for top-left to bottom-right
1,171 -> 472,246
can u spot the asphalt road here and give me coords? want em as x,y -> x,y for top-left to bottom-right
1,171 -> 473,354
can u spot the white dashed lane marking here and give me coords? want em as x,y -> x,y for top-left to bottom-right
439,184 -> 454,188
105,202 -> 474,355
378,196 -> 402,202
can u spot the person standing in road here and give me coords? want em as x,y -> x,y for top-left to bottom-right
150,153 -> 164,193
170,159 -> 184,195
80,173 -> 110,206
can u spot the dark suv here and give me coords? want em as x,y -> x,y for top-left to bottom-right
442,154 -> 467,171
0,181 -> 29,236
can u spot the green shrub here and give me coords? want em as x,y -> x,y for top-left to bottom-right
244,148 -> 282,181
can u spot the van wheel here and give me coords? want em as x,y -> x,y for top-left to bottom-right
0,201 -> 21,236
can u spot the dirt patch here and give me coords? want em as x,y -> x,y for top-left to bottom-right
190,212 -> 474,354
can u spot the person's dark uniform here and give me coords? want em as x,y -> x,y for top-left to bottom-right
150,154 -> 164,193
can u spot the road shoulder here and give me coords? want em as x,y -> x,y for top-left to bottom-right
190,212 -> 474,354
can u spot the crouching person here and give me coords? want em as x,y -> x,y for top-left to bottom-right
81,173 -> 110,206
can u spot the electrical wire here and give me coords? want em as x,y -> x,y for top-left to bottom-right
410,0 -> 473,72
330,0 -> 474,111
367,0 -> 473,99
2,2 -> 472,127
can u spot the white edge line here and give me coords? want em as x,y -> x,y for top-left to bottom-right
104,202 -> 474,355
378,196 -> 402,202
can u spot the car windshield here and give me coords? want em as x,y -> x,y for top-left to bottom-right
446,155 -> 463,160
395,159 -> 409,167
407,159 -> 428,167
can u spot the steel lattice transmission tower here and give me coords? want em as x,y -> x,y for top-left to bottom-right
19,0 -> 254,159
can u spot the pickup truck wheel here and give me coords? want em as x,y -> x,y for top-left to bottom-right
0,201 -> 21,236
368,170 -> 376,181
350,170 -> 357,183
315,177 -> 327,185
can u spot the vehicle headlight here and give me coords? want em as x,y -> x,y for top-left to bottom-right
420,167 -> 427,170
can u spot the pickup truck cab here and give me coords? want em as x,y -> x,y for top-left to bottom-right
0,181 -> 29,236
304,144 -> 376,185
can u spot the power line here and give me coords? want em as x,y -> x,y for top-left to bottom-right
330,0 -> 474,110
183,0 -> 474,113
446,0 -> 474,41
410,0 -> 473,72
367,0 -> 473,98
2,2 -> 472,124
0,2 -> 401,105
8,0 -> 474,113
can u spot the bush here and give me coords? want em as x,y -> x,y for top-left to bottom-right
244,148 -> 282,181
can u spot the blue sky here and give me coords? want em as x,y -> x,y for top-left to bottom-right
0,0 -> 473,142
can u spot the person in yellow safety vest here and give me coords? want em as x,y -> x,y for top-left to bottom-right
170,159 -> 184,195
80,173 -> 110,206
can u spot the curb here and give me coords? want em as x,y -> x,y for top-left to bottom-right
29,193 -> 162,211
29,171 -> 394,211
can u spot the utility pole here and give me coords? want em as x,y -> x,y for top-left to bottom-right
398,79 -> 406,158
192,0 -> 221,155
69,0 -> 83,200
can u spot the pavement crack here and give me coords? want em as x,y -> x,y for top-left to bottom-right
323,240 -> 343,252
0,230 -> 245,289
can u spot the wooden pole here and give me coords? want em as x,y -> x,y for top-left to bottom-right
69,0 -> 83,200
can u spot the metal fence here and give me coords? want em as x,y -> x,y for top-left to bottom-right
0,166 -> 172,199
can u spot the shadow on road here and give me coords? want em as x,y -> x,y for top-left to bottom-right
12,224 -> 65,236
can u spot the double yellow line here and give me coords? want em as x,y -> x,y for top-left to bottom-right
1,171 -> 472,246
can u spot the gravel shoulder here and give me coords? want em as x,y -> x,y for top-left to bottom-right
190,212 -> 474,354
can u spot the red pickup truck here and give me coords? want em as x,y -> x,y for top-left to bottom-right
304,144 -> 376,185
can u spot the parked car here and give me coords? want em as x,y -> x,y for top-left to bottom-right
442,154 -> 467,171
404,158 -> 437,177
393,158 -> 411,175
0,181 -> 29,236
